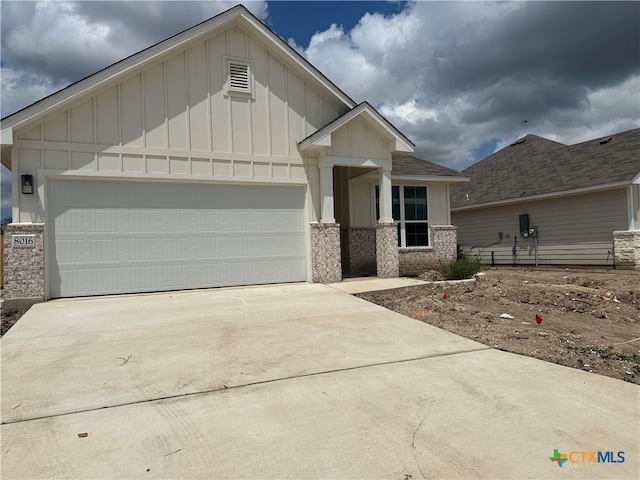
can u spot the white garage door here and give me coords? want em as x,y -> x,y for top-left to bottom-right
47,179 -> 307,298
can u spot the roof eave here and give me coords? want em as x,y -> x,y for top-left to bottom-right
1,5 -> 357,134
392,175 -> 470,184
298,102 -> 415,154
451,180 -> 634,212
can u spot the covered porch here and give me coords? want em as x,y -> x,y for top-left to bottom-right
298,102 -> 413,283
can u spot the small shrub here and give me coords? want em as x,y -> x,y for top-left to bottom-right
440,254 -> 483,280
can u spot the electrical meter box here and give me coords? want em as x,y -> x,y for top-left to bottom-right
519,214 -> 530,237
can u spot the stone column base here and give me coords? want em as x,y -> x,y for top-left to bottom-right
614,230 -> 640,268
376,222 -> 399,278
311,223 -> 342,283
344,227 -> 376,276
3,223 -> 45,301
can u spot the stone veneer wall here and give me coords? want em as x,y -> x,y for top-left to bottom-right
344,228 -> 376,276
3,223 -> 45,301
613,230 -> 640,268
311,223 -> 342,283
399,225 -> 457,276
376,222 -> 399,278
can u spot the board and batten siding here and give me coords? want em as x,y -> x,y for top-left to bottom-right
12,25 -> 347,222
452,188 -> 628,266
326,119 -> 391,161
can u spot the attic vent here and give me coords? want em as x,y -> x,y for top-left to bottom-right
510,137 -> 526,146
599,137 -> 612,145
229,62 -> 250,92
225,58 -> 253,97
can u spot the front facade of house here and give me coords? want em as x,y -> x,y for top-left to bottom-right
451,130 -> 640,268
1,6 -> 465,301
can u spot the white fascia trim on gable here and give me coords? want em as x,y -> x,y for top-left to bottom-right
0,5 -> 355,136
0,128 -> 13,169
298,102 -> 415,153
1,128 -> 13,145
632,170 -> 640,184
452,180 -> 632,212
235,15 -> 355,109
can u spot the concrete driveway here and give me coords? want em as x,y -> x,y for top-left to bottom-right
1,283 -> 638,479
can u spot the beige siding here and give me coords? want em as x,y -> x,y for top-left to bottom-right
349,182 -> 373,227
630,184 -> 640,229
327,119 -> 390,161
428,184 -> 449,225
452,188 -> 628,266
13,23 -> 348,220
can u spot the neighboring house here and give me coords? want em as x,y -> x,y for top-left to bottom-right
451,129 -> 640,268
1,5 -> 467,301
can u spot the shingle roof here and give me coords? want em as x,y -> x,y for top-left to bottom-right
392,155 -> 468,179
451,128 -> 640,209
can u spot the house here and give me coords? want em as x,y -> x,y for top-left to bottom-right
450,128 -> 640,268
1,5 -> 467,301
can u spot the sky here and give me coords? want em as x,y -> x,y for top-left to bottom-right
1,0 -> 639,220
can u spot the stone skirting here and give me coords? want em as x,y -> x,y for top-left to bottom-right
399,225 -> 457,276
614,230 -> 640,268
343,228 -> 376,276
3,223 -> 45,301
376,222 -> 399,278
311,223 -> 342,283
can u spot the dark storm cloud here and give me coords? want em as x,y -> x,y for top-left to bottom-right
1,1 -> 235,86
425,2 -> 640,97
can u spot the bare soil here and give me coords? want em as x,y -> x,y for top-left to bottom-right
1,304 -> 30,337
357,267 -> 640,384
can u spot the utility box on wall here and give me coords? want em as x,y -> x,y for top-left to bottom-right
519,214 -> 530,238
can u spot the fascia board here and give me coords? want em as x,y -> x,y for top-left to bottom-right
1,6 -> 356,133
1,128 -> 13,146
392,175 -> 470,184
299,103 -> 415,153
451,180 -> 632,212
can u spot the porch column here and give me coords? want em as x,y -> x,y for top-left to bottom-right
378,167 -> 393,223
311,159 -> 341,282
319,165 -> 335,223
376,167 -> 399,278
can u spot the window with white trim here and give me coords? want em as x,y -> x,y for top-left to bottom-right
376,185 -> 429,247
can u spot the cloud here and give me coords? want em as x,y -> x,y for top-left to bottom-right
0,1 -> 269,117
301,1 -> 640,168
1,0 -> 638,173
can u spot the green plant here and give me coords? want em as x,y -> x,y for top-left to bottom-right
440,253 -> 483,280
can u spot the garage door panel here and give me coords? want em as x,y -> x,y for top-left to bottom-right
48,179 -> 306,297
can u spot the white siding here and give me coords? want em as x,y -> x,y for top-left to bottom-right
428,184 -> 449,225
452,188 -> 628,266
13,24 -> 348,220
327,119 -> 390,161
47,179 -> 306,297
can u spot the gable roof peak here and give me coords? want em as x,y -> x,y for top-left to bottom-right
1,3 -> 356,132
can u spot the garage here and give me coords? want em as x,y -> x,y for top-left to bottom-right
47,179 -> 307,298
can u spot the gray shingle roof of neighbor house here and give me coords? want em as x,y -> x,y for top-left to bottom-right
451,127 -> 640,209
392,155 -> 469,179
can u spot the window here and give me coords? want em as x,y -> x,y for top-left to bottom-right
376,185 -> 429,247
225,57 -> 253,96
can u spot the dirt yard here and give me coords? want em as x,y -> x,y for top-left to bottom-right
358,267 -> 640,384
1,304 -> 31,336
3,268 -> 639,384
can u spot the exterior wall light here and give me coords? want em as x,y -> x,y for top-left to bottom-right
21,174 -> 34,194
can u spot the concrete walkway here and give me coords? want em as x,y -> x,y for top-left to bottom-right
1,283 -> 638,479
